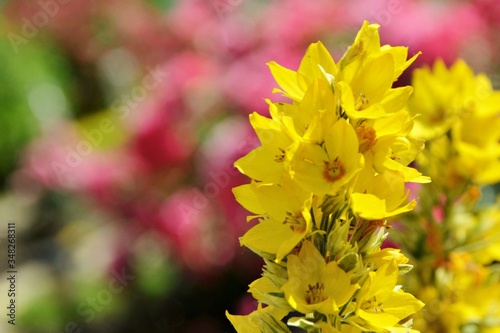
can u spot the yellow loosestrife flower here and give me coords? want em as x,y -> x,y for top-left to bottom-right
234,177 -> 313,262
288,118 -> 364,195
409,59 -> 477,140
351,165 -> 416,220
226,305 -> 291,333
235,111 -> 294,183
353,260 -> 424,332
228,20 -> 426,333
281,241 -> 359,315
268,42 -> 337,102
411,253 -> 500,333
337,21 -> 419,119
408,59 -> 500,186
397,57 -> 500,333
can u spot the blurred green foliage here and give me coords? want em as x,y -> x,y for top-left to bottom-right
0,33 -> 72,187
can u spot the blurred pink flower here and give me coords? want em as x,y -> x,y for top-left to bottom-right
375,0 -> 486,66
473,0 -> 500,28
129,108 -> 194,171
199,117 -> 256,234
157,188 -> 238,274
222,46 -> 299,115
6,0 -> 173,64
261,0 -> 349,46
22,122 -> 136,193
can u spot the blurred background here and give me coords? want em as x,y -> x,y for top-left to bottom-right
0,0 -> 498,332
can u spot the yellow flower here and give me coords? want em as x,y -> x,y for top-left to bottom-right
378,135 -> 430,184
471,207 -> 500,264
281,240 -> 359,315
353,260 -> 424,332
280,79 -> 339,142
249,275 -> 293,311
351,165 -> 416,220
233,177 -> 313,262
364,248 -> 410,269
338,21 -> 418,81
337,21 -> 419,119
353,111 -> 429,184
268,42 -> 337,102
452,111 -> 500,185
337,61 -> 397,120
412,253 -> 500,333
408,59 -> 476,140
409,59 -> 500,186
235,109 -> 294,183
288,118 -> 364,195
229,20 -> 427,333
268,21 -> 419,121
226,304 -> 291,333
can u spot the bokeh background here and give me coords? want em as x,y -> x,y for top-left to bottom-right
0,0 -> 499,332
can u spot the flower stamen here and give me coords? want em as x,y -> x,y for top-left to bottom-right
355,92 -> 370,110
356,123 -> 377,153
362,296 -> 385,313
274,147 -> 286,162
283,211 -> 307,232
305,282 -> 327,304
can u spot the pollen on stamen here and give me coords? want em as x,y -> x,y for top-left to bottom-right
323,157 -> 346,183
363,296 -> 385,313
283,211 -> 307,232
305,282 -> 326,304
356,123 -> 377,153
274,147 -> 286,162
355,92 -> 370,110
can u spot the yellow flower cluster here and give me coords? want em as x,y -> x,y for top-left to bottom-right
397,59 -> 500,333
409,59 -> 500,189
227,21 -> 426,332
412,251 -> 500,333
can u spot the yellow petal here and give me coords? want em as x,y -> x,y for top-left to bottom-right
226,305 -> 290,333
268,61 -> 307,101
241,218 -> 309,262
232,183 -> 265,215
234,146 -> 285,182
298,41 -> 337,83
350,53 -> 395,104
350,193 -> 416,220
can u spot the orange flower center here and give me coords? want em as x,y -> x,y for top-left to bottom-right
323,157 -> 345,183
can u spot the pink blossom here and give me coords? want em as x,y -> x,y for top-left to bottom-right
157,188 -> 238,274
